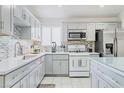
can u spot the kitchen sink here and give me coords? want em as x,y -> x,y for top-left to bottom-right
22,55 -> 37,60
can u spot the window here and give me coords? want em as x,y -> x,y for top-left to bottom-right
42,25 -> 62,46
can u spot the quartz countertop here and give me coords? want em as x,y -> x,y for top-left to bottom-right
90,57 -> 124,72
0,52 -> 99,75
69,52 -> 99,56
0,53 -> 45,75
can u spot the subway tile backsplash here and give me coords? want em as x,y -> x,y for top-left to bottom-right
0,36 -> 10,60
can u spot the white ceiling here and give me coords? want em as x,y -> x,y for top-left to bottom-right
26,5 -> 124,18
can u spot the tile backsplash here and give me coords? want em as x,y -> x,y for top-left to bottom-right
0,36 -> 32,60
0,36 -> 10,60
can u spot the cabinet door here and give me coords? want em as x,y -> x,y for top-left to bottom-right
68,23 -> 87,29
0,5 -> 11,35
20,75 -> 30,88
42,62 -> 45,77
61,61 -> 68,75
45,55 -> 53,74
31,18 -> 35,40
87,23 -> 95,41
29,70 -> 36,88
13,5 -> 23,19
91,72 -> 98,88
11,81 -> 21,88
53,61 -> 61,74
98,77 -> 112,88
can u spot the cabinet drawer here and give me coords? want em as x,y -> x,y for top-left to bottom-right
52,54 -> 68,60
97,64 -> 124,87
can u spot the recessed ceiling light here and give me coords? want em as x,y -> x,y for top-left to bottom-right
58,5 -> 62,8
99,5 -> 104,8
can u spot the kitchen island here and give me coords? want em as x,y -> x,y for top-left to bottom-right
90,57 -> 124,88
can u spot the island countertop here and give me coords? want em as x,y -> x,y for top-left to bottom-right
90,57 -> 124,73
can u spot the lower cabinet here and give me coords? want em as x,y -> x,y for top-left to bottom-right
45,54 -> 69,75
90,59 -> 124,88
61,61 -> 68,74
53,61 -> 61,74
97,77 -> 112,88
11,81 -> 21,88
45,55 -> 53,74
1,56 -> 45,88
29,68 -> 37,88
91,72 -> 98,88
20,75 -> 30,88
53,61 -> 68,75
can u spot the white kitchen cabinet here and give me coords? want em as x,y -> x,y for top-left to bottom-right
95,23 -> 119,30
90,59 -> 124,88
13,6 -> 23,20
95,23 -> 106,29
0,5 -> 11,35
97,77 -> 112,88
91,72 -> 98,88
61,61 -> 68,74
68,23 -> 87,29
53,61 -> 68,75
20,75 -> 30,88
45,55 -> 53,74
14,6 -> 31,26
53,61 -> 61,74
52,54 -> 69,75
0,56 -> 45,88
45,54 -> 69,75
11,81 -> 21,88
29,70 -> 36,88
87,23 -> 95,41
30,18 -> 41,41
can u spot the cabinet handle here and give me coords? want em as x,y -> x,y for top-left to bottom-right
0,21 -> 2,29
78,60 -> 82,67
2,21 -> 4,29
72,60 -> 74,67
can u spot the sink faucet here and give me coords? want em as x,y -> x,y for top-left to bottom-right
14,42 -> 23,57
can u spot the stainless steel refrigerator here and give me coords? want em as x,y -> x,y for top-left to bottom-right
103,29 -> 124,57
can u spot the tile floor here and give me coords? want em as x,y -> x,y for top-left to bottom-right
41,77 -> 91,88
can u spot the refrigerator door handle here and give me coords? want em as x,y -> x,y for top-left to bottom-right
114,38 -> 118,57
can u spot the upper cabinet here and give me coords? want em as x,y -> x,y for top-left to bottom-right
13,5 -> 41,41
67,23 -> 87,30
87,23 -> 95,41
95,23 -> 119,30
13,6 -> 31,26
0,5 -> 11,36
31,19 -> 41,41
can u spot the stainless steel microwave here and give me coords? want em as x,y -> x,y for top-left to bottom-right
68,32 -> 86,40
